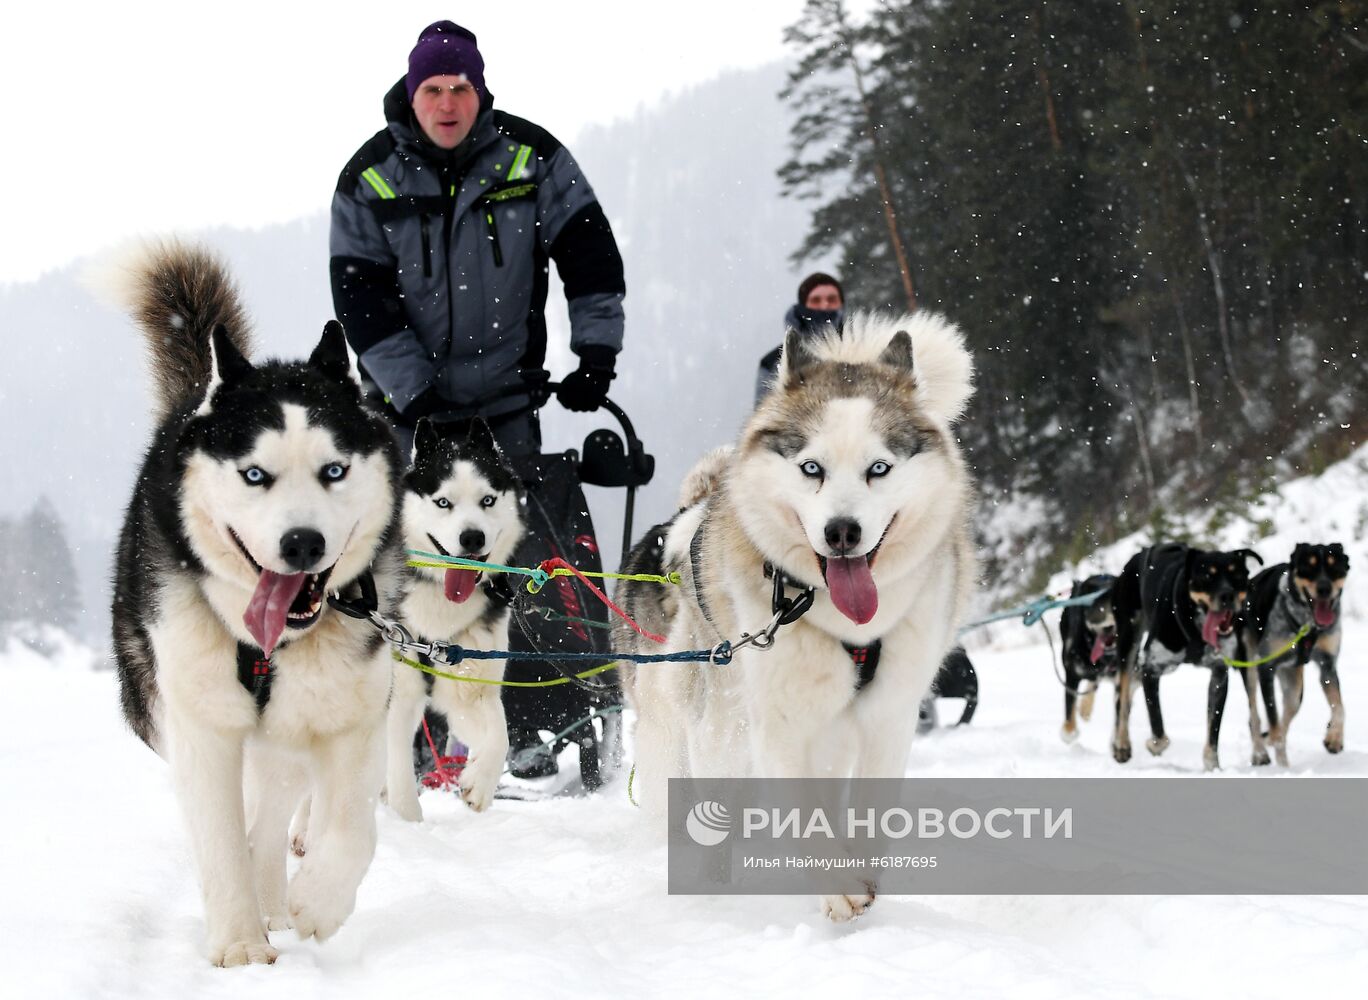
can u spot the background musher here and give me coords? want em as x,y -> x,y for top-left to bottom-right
329,19 -> 628,778
754,271 -> 845,405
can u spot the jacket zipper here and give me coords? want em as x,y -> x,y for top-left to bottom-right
484,209 -> 504,267
420,215 -> 432,278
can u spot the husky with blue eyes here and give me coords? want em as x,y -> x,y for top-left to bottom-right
382,417 -> 527,819
617,311 -> 977,923
108,241 -> 403,967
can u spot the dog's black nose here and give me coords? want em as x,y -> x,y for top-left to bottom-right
1317,580 -> 1334,599
280,528 -> 326,572
459,528 -> 486,554
824,517 -> 862,555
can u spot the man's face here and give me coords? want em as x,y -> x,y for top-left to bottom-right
804,284 -> 843,311
412,75 -> 481,149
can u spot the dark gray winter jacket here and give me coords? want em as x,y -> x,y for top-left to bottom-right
330,80 -> 625,418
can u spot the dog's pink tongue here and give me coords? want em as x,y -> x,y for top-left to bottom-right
1090,634 -> 1109,665
1201,610 -> 1232,648
244,570 -> 307,655
1313,599 -> 1337,628
444,568 -> 480,604
824,556 -> 878,625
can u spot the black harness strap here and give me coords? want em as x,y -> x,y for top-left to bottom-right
236,643 -> 274,713
481,573 -> 518,610
688,514 -> 719,634
842,639 -> 883,692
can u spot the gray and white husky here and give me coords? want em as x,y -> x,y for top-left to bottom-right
109,242 -> 403,966
618,311 -> 977,921
384,417 -> 527,818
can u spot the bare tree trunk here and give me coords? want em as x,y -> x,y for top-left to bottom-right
1167,281 -> 1205,451
1033,5 -> 1063,152
1126,0 -> 1205,444
832,0 -> 917,311
1129,395 -> 1157,506
1174,151 -> 1251,410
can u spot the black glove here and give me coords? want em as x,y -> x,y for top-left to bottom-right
557,346 -> 617,412
399,386 -> 447,422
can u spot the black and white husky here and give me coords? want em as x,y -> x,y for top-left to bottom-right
384,418 -> 527,819
109,242 -> 403,966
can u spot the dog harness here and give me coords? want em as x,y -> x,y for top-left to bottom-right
235,642 -> 275,712
842,640 -> 883,691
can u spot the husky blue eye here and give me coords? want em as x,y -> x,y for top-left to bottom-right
800,460 -> 823,478
481,495 -> 497,508
240,466 -> 269,486
321,463 -> 348,483
434,497 -> 451,509
868,461 -> 891,478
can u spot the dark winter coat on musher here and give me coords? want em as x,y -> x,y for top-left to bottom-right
330,77 -> 625,452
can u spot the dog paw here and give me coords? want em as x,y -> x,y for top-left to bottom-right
386,783 -> 423,823
212,939 -> 278,967
288,868 -> 356,942
460,767 -> 498,813
1251,749 -> 1271,766
1202,747 -> 1220,772
1112,743 -> 1132,764
1325,733 -> 1344,754
820,890 -> 875,922
265,912 -> 292,932
1060,724 -> 1079,745
1275,747 -> 1289,767
1145,735 -> 1170,757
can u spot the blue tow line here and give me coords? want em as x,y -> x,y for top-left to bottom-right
958,589 -> 1108,634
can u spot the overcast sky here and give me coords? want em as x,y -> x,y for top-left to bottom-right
2,0 -> 810,285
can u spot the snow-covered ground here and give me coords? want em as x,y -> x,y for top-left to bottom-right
5,449 -> 1368,998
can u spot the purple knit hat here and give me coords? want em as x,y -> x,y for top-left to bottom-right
406,21 -> 492,108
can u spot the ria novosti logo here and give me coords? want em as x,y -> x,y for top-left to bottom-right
685,801 -> 732,846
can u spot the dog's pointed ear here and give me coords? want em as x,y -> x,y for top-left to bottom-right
466,416 -> 499,455
210,324 -> 252,384
779,329 -> 819,388
879,331 -> 915,374
309,320 -> 353,382
1238,548 -> 1265,568
413,418 -> 440,460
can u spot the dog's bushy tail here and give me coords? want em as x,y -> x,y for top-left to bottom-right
96,239 -> 254,417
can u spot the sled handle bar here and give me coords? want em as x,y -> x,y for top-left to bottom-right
425,382 -> 644,455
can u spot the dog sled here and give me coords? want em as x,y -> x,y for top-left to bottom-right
416,384 -> 654,794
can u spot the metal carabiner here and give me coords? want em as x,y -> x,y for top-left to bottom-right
377,614 -> 414,649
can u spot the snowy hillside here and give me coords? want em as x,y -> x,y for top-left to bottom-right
3,436 -> 1366,997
